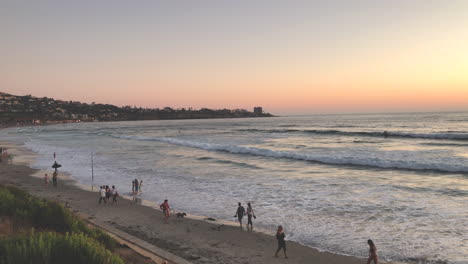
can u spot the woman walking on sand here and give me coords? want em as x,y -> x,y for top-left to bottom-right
160,199 -> 171,223
246,203 -> 256,231
367,239 -> 378,264
275,225 -> 288,258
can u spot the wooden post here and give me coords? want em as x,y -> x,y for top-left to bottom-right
91,152 -> 94,184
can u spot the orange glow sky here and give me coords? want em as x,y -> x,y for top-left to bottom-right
1,1 -> 467,114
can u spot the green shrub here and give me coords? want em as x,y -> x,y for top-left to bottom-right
0,231 -> 124,264
0,185 -> 117,250
0,188 -> 15,215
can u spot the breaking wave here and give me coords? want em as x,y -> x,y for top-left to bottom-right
111,135 -> 468,173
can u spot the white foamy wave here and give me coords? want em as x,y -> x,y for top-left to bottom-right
111,135 -> 468,173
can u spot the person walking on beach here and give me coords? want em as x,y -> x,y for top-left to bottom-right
246,203 -> 256,231
52,171 -> 58,187
44,173 -> 49,188
134,178 -> 139,194
234,202 -> 246,228
105,185 -> 111,203
99,186 -> 106,204
160,199 -> 171,223
132,180 -> 135,194
275,225 -> 287,258
111,185 -> 119,204
139,180 -> 143,193
367,239 -> 378,264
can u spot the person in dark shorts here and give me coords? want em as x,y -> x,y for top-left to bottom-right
275,225 -> 287,258
234,202 -> 245,228
134,179 -> 139,194
246,202 -> 256,231
105,185 -> 111,202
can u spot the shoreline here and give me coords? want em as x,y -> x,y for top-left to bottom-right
0,114 -> 278,130
0,140 -> 395,264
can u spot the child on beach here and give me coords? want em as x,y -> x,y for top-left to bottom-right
367,239 -> 378,264
160,199 -> 171,223
139,180 -> 143,193
44,173 -> 49,187
275,225 -> 287,258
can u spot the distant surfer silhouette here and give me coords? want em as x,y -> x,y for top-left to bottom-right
52,161 -> 62,172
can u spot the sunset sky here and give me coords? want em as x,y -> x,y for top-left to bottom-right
1,0 -> 467,114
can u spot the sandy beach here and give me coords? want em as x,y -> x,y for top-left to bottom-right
0,140 -> 390,264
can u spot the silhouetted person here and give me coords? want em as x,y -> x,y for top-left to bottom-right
367,239 -> 378,264
52,171 -> 58,187
52,161 -> 61,172
275,225 -> 287,258
234,202 -> 245,228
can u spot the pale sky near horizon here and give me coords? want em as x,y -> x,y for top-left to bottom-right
1,0 -> 467,114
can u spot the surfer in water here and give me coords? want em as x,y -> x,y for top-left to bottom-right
383,131 -> 388,138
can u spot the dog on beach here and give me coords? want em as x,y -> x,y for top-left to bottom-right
176,212 -> 187,218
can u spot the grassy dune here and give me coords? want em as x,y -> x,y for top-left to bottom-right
0,184 -> 123,264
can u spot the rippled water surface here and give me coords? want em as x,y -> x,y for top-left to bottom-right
2,112 -> 468,263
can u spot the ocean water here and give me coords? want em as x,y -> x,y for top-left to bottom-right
2,112 -> 467,264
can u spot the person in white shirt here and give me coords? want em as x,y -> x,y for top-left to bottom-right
246,203 -> 256,231
111,185 -> 119,204
99,186 -> 106,204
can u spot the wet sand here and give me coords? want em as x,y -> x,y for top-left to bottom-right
0,141 -> 387,264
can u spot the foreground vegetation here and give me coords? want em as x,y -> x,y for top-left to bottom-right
0,184 -> 123,264
0,232 -> 123,264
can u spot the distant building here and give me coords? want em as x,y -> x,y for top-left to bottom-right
253,107 -> 263,115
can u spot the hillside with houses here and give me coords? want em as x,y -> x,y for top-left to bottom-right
0,92 -> 273,126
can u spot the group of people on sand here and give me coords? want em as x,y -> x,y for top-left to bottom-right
234,202 -> 379,263
132,178 -> 143,194
44,171 -> 58,188
43,151 -> 380,263
98,185 -> 119,205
